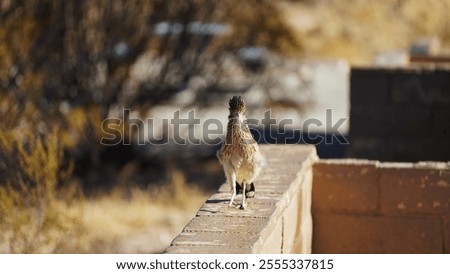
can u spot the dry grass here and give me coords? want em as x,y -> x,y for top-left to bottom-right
0,164 -> 207,254
66,173 -> 207,254
280,0 -> 450,64
0,125 -> 83,253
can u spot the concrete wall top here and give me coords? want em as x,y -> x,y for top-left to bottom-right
165,144 -> 318,254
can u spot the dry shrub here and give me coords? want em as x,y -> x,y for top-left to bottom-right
0,122 -> 206,253
0,93 -> 208,253
0,126 -> 83,253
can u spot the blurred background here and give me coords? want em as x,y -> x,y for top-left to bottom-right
1,0 -> 449,253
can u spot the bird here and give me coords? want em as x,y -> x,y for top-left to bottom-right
217,96 -> 264,210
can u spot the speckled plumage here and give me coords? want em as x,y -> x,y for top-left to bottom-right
217,96 -> 264,209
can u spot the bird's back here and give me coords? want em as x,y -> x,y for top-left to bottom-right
218,112 -> 263,183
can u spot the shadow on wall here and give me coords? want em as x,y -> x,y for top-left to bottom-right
251,129 -> 349,159
349,67 -> 450,162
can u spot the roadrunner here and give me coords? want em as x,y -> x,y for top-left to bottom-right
217,96 -> 264,209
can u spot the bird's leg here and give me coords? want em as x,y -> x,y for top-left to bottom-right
245,182 -> 255,198
229,184 -> 237,208
229,185 -> 237,208
240,182 -> 247,210
228,173 -> 237,208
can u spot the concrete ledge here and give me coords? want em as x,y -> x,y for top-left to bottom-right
165,144 -> 318,254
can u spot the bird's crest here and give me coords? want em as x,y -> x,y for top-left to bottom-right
229,96 -> 246,114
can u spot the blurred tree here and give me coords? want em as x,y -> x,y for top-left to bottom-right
0,0 -> 300,110
0,0 -> 301,176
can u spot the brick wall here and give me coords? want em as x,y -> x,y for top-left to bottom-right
349,66 -> 450,161
165,145 -> 318,254
312,159 -> 450,254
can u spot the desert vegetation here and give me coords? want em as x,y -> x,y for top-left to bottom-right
0,0 -> 299,253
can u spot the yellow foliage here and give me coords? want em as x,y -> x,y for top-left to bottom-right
61,106 -> 103,149
0,126 -> 83,253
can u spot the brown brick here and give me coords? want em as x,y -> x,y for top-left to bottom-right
351,68 -> 391,105
312,161 -> 379,213
312,214 -> 443,253
445,217 -> 450,254
380,167 -> 450,215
